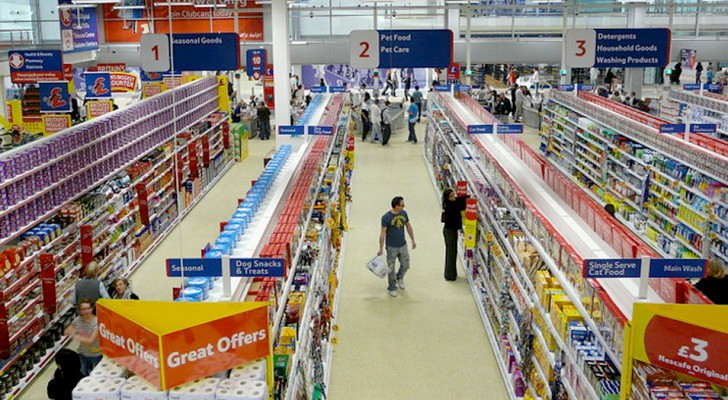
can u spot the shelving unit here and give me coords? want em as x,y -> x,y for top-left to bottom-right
663,89 -> 728,139
541,91 -> 728,264
422,91 -> 694,399
0,77 -> 233,399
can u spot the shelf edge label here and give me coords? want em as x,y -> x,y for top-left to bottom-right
230,258 -> 284,277
278,125 -> 304,136
467,124 -> 493,134
497,124 -> 524,134
583,258 -> 641,278
689,124 -> 717,134
308,125 -> 333,136
649,258 -> 707,278
659,123 -> 685,134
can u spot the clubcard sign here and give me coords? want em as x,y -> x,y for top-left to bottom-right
97,300 -> 271,390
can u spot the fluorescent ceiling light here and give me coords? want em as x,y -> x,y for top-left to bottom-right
154,1 -> 193,5
71,0 -> 120,4
291,40 -> 308,44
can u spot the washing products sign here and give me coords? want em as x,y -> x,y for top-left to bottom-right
564,28 -> 671,68
97,300 -> 271,390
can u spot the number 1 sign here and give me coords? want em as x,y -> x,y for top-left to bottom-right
349,30 -> 380,68
141,34 -> 171,73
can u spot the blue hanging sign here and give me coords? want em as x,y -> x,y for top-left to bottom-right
593,28 -> 671,68
454,84 -> 471,92
689,124 -> 717,134
577,84 -> 595,91
497,124 -> 524,134
659,124 -> 686,134
467,125 -> 494,134
328,86 -> 346,93
683,84 -> 702,91
39,81 -> 71,113
583,258 -> 642,278
140,70 -> 164,82
8,50 -> 64,83
376,30 -> 453,68
434,84 -> 451,92
246,49 -> 266,77
703,83 -> 720,91
649,258 -> 707,278
172,33 -> 240,71
166,258 -> 223,277
278,125 -> 305,136
310,86 -> 327,93
308,126 -> 334,135
230,258 -> 285,277
84,72 -> 112,98
558,84 -> 575,92
58,4 -> 99,53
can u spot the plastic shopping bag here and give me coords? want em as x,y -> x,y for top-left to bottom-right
365,255 -> 389,279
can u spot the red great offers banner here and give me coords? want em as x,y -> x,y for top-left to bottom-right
97,300 -> 271,390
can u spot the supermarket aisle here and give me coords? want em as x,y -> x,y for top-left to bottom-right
329,122 -> 508,398
18,139 -> 275,400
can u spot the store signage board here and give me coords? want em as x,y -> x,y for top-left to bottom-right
497,124 -> 524,134
434,84 -> 451,92
110,72 -> 139,92
39,81 -> 71,113
246,49 -> 266,77
140,33 -> 240,72
583,258 -> 641,278
328,86 -> 346,93
468,125 -> 494,134
447,63 -> 460,80
43,115 -> 72,134
455,84 -> 471,92
649,258 -> 707,278
166,258 -> 222,277
310,86 -> 327,93
564,28 -> 671,68
703,83 -> 720,91
230,258 -> 284,277
96,63 -> 126,72
578,84 -> 595,91
683,84 -> 702,91
97,300 -> 271,390
558,84 -> 575,92
84,72 -> 112,98
278,126 -> 304,136
308,126 -> 333,136
689,124 -> 717,134
58,3 -> 99,53
630,303 -> 728,388
349,29 -> 452,68
659,124 -> 686,134
8,50 -> 63,83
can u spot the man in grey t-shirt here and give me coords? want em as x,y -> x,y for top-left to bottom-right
378,196 -> 417,297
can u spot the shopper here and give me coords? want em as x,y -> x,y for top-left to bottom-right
111,277 -> 139,300
73,261 -> 110,307
670,62 -> 682,85
589,67 -> 600,85
65,298 -> 102,376
507,68 -> 517,86
695,259 -> 728,304
378,196 -> 417,297
381,100 -> 393,146
514,86 -> 526,122
707,65 -> 714,84
695,62 -> 704,84
232,101 -> 243,123
257,102 -> 271,140
407,100 -> 419,144
494,93 -> 511,123
403,72 -> 412,101
47,349 -> 84,400
604,203 -> 616,218
411,86 -> 424,123
609,91 -> 622,103
369,99 -> 382,143
604,69 -> 615,91
531,67 -> 540,93
360,104 -> 371,142
383,70 -> 394,96
441,188 -> 468,281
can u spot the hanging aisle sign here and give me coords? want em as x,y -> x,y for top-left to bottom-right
8,50 -> 63,83
85,72 -> 112,98
39,81 -> 71,113
349,29 -> 453,69
58,1 -> 100,53
564,28 -> 671,68
246,49 -> 266,77
140,33 -> 240,72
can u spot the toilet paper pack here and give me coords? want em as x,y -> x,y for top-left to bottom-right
72,377 -> 125,400
215,387 -> 267,400
228,358 -> 267,381
90,358 -> 127,379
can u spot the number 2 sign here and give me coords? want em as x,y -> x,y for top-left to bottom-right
349,30 -> 380,68
564,29 -> 597,68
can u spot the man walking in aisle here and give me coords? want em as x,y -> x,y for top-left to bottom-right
378,196 -> 417,297
369,99 -> 382,143
381,100 -> 393,146
257,101 -> 271,140
412,86 -> 424,123
407,100 -> 419,143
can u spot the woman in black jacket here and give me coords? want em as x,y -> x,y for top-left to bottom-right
695,258 -> 728,304
442,188 -> 468,281
47,349 -> 84,400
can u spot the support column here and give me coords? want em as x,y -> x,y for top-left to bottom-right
271,1 -> 291,147
465,5 -> 472,85
623,6 -> 646,99
0,78 -> 6,121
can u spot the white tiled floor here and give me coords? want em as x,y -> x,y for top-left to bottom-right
19,109 -> 507,400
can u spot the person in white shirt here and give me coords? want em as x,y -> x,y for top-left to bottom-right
590,67 -> 600,85
369,100 -> 382,143
515,86 -> 525,122
532,67 -> 540,93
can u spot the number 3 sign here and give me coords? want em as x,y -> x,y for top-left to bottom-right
349,30 -> 380,68
564,29 -> 597,68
